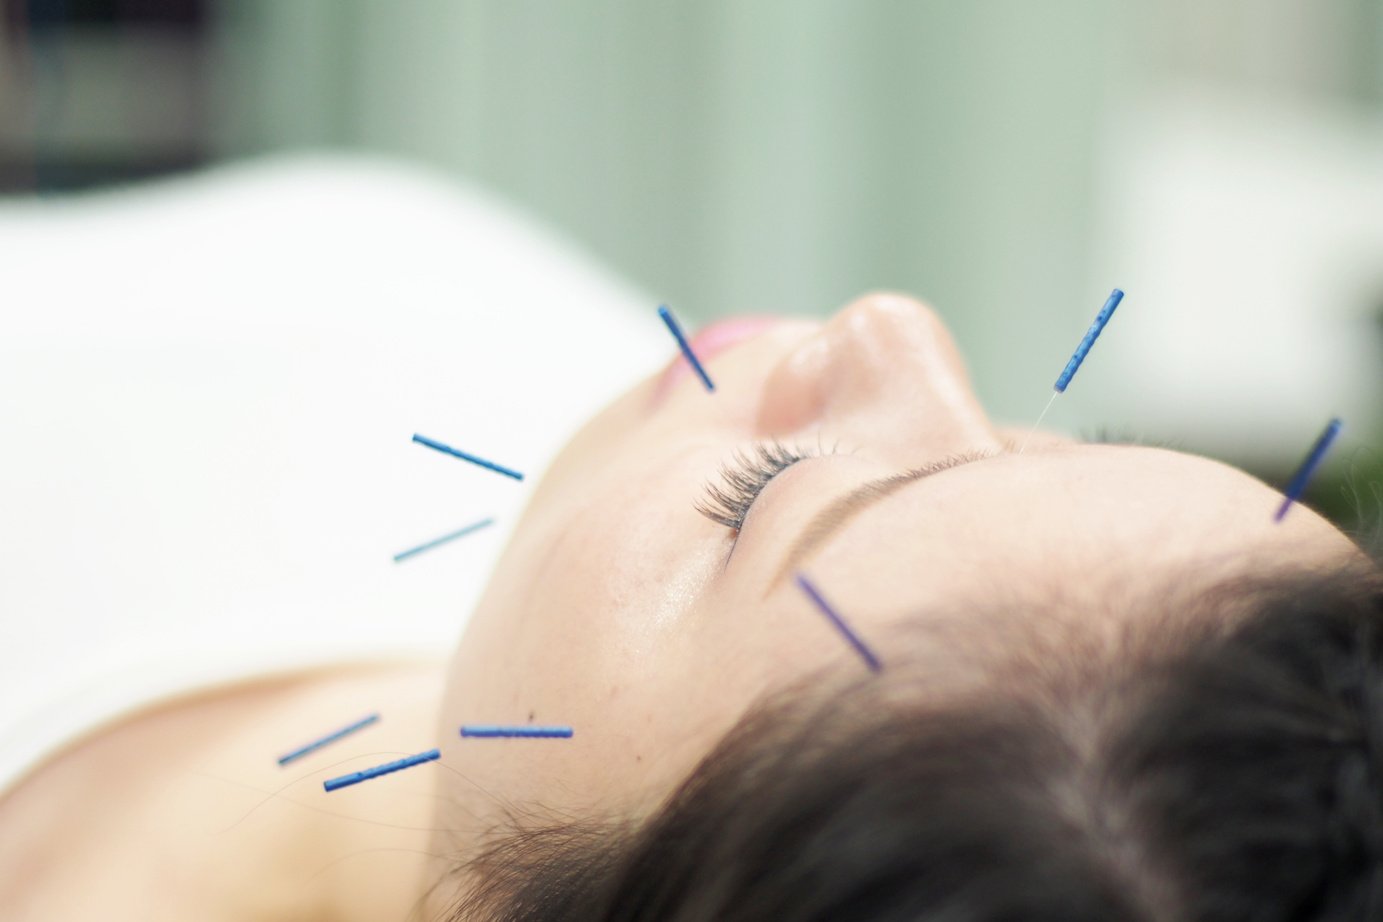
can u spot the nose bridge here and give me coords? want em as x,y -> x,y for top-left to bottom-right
756,293 -> 998,453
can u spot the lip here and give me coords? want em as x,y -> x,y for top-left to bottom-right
654,315 -> 783,401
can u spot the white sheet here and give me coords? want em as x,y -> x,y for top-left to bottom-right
0,154 -> 663,788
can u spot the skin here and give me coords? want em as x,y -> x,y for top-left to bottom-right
434,292 -> 1361,838
0,293 -> 1362,921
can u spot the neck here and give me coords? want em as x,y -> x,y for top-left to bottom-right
0,660 -> 453,917
232,663 -> 451,922
0,660 -> 453,921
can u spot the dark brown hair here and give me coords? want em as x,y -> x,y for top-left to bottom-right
445,566 -> 1383,921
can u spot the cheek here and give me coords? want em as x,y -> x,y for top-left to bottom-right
442,478 -> 727,733
435,445 -> 745,817
455,528 -> 715,693
436,520 -> 736,823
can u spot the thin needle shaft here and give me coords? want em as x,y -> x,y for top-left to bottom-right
1017,392 -> 1059,455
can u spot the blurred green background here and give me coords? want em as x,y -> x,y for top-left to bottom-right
2,0 -> 1380,541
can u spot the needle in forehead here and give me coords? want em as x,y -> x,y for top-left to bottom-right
1018,288 -> 1125,453
1275,417 -> 1343,522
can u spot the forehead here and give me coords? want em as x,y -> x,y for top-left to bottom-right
792,446 -> 1355,627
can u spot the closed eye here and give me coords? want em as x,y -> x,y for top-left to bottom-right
696,441 -> 824,531
701,428 -> 1158,549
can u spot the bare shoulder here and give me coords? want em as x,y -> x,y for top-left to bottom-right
0,663 -> 443,922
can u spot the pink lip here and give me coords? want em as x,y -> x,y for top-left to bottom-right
655,315 -> 782,400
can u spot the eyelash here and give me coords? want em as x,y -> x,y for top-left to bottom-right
695,428 -> 1169,533
696,441 -> 823,530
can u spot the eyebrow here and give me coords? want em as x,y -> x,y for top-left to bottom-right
768,450 -> 999,592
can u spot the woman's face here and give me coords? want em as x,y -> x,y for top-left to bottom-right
439,293 -> 1359,827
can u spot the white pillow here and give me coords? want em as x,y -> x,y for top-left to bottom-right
0,154 -> 662,785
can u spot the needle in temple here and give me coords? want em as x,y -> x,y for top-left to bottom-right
1274,417 -> 1343,522
795,572 -> 883,673
393,517 -> 495,563
658,305 -> 715,392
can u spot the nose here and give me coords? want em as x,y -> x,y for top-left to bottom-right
755,293 -> 1000,458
